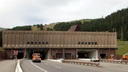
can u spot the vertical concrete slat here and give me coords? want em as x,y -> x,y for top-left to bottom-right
26,31 -> 28,47
115,32 -> 117,48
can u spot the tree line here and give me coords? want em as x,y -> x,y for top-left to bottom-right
1,7 -> 128,47
53,7 -> 128,41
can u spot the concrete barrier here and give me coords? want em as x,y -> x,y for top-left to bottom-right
62,60 -> 100,67
100,60 -> 128,64
15,59 -> 23,72
47,59 -> 63,63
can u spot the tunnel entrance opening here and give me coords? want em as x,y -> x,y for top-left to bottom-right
17,51 -> 23,59
78,49 -> 97,59
27,49 -> 49,60
78,52 -> 89,58
100,54 -> 106,59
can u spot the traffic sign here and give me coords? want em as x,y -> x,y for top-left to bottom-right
14,50 -> 18,55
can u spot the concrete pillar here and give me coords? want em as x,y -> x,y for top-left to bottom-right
63,48 -> 65,59
24,48 -> 26,58
109,48 -> 110,58
98,48 -> 99,56
115,48 -> 116,59
49,48 -> 52,59
76,48 -> 77,59
11,49 -> 13,56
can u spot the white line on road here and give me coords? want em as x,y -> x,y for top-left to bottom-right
30,60 -> 47,72
55,66 -> 61,69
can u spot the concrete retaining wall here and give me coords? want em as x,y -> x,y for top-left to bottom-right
0,51 -> 5,60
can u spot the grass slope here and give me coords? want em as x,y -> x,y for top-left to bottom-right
31,26 -> 41,31
43,23 -> 58,30
43,19 -> 92,30
117,41 -> 128,55
0,47 -> 4,51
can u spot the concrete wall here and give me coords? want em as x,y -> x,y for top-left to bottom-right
50,48 -> 76,59
88,50 -> 98,58
0,51 -> 5,60
3,31 -> 117,49
46,49 -> 50,59
98,48 -> 116,59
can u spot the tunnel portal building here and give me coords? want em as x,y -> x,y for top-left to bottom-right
2,31 -> 117,59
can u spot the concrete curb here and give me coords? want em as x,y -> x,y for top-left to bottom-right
15,59 -> 23,72
47,59 -> 63,63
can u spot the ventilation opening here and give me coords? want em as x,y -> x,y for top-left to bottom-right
100,54 -> 106,59
26,49 -> 49,60
17,51 -> 23,59
78,52 -> 89,58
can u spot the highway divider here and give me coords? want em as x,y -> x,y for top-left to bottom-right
100,60 -> 128,64
15,59 -> 23,72
62,60 -> 100,67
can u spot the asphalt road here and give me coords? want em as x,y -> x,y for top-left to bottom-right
0,60 -> 16,72
21,59 -> 128,72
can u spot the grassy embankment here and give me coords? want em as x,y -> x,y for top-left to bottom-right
117,41 -> 128,56
31,26 -> 41,31
0,47 -> 4,51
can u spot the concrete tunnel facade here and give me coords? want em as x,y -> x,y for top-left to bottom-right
2,31 -> 117,59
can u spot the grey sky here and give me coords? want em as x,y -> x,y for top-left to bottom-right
0,0 -> 128,28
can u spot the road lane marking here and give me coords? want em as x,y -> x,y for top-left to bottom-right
45,60 -> 107,72
55,66 -> 61,69
30,60 -> 47,72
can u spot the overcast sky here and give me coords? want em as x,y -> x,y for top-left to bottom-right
0,0 -> 128,28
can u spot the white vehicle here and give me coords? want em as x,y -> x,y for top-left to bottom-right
90,57 -> 99,62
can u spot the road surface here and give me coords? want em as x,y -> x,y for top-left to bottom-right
21,59 -> 128,72
0,60 -> 16,72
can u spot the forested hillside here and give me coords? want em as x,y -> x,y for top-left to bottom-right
53,8 -> 128,41
1,7 -> 128,47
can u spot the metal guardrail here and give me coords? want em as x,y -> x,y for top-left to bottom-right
62,60 -> 100,67
100,60 -> 128,64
